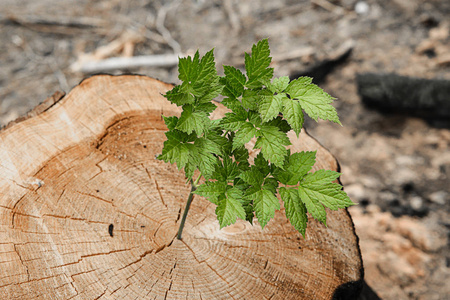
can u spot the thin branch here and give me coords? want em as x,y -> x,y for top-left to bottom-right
224,0 -> 241,35
72,54 -> 181,73
177,173 -> 202,240
156,0 -> 182,54
311,0 -> 345,15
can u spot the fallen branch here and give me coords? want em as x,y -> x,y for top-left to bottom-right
311,0 -> 345,15
1,13 -> 106,34
72,54 -> 182,73
357,73 -> 450,127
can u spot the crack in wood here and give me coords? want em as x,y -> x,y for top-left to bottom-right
152,223 -> 163,239
95,117 -> 131,150
11,210 -> 43,232
137,212 -> 160,224
70,269 -> 96,280
11,193 -> 29,228
143,165 -> 167,209
164,280 -> 173,300
79,248 -> 133,259
117,249 -> 154,271
55,165 -> 76,179
93,287 -> 107,300
172,207 -> 182,226
109,286 -> 121,296
76,191 -> 113,204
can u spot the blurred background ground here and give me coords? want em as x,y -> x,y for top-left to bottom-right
0,0 -> 449,299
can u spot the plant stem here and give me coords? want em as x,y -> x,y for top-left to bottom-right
177,173 -> 202,240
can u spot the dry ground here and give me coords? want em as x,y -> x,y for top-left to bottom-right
1,0 -> 449,299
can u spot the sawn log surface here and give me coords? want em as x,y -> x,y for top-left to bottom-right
0,75 -> 363,299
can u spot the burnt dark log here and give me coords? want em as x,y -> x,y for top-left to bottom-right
357,73 -> 450,127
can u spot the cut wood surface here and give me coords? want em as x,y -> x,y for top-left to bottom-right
0,75 -> 363,299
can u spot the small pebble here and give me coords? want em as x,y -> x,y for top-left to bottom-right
355,1 -> 369,15
428,191 -> 447,205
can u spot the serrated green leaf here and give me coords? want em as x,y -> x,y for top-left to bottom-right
163,116 -> 179,131
194,181 -> 227,205
239,166 -> 265,186
245,39 -> 274,88
233,122 -> 256,151
299,170 -> 354,211
157,130 -> 193,170
259,93 -> 284,122
242,197 -> 254,224
286,81 -> 341,124
220,97 -> 243,111
204,131 -> 228,156
246,188 -> 280,229
182,50 -> 217,97
264,116 -> 291,133
233,177 -> 249,191
213,156 -> 240,182
287,77 -> 313,87
273,151 -> 317,185
301,169 -> 341,185
191,138 -> 219,179
176,49 -> 223,104
282,97 -> 304,137
222,65 -> 246,98
263,177 -> 278,193
176,104 -> 210,135
301,183 -> 354,211
196,102 -> 217,114
254,125 -> 290,167
233,146 -> 250,171
194,49 -> 216,84
254,152 -> 271,176
247,110 -> 262,127
164,84 -> 195,106
242,89 -> 259,110
157,140 -> 190,169
297,186 -> 327,225
165,129 -> 197,143
196,79 -> 223,103
178,52 -> 199,82
279,187 -> 308,237
219,109 -> 247,131
267,76 -> 290,93
288,151 -> 317,180
216,187 -> 246,228
220,78 -> 236,99
184,158 -> 197,179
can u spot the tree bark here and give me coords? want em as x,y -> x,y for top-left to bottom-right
0,75 -> 363,299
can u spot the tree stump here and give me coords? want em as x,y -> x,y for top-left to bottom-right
0,75 -> 363,299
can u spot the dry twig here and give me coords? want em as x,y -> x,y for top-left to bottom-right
70,30 -> 145,72
156,0 -> 182,54
224,0 -> 241,34
1,14 -> 106,34
73,54 -> 181,73
311,0 -> 345,15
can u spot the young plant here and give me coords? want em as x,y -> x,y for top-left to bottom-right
157,39 -> 355,239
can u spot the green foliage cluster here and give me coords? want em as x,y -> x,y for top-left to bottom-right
158,39 -> 354,237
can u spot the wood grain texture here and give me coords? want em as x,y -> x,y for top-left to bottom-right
0,75 -> 363,299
